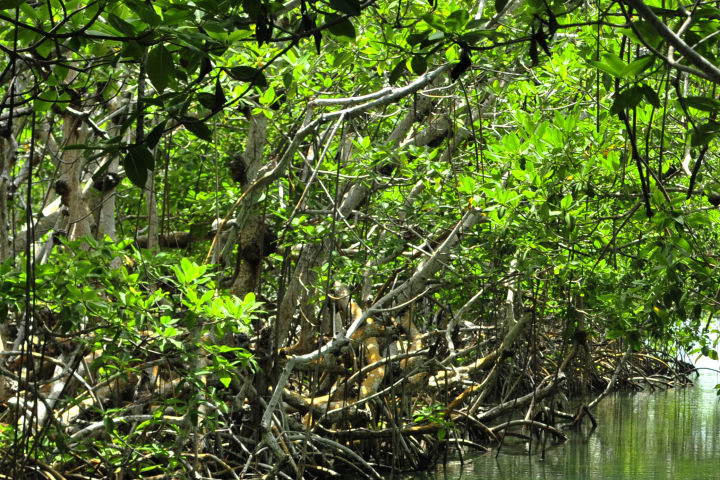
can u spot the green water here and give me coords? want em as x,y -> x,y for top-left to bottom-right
407,370 -> 720,480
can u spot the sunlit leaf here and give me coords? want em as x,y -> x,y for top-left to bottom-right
588,53 -> 626,78
623,55 -> 654,76
219,372 -> 232,388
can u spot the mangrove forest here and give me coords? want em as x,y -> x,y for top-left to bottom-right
0,0 -> 719,478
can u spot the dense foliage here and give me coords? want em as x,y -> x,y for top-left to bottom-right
0,0 -> 719,477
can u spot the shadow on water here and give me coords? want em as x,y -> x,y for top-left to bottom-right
404,368 -> 720,480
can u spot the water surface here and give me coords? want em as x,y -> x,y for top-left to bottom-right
407,370 -> 720,480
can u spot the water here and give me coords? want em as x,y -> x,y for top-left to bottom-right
407,370 -> 720,480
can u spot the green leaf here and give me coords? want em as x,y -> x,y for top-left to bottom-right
589,53 -> 653,79
446,10 -> 469,31
458,175 -> 474,194
103,415 -> 115,433
607,329 -> 622,340
219,372 -> 232,388
107,13 -> 137,36
683,96 -> 720,112
147,44 -> 174,92
329,0 -> 361,16
19,2 -> 36,19
34,96 -> 54,113
422,13 -> 446,31
389,61 -> 406,85
243,292 -> 256,307
327,16 -> 356,40
200,289 -> 214,305
214,76 -> 226,111
254,15 -> 272,46
610,86 -> 644,115
627,21 -> 663,49
182,117 -> 213,141
174,265 -> 186,284
56,91 -> 71,112
126,1 -> 162,26
146,121 -> 167,149
35,39 -> 53,59
690,121 -> 720,147
410,54 -> 427,75
560,193 -> 573,210
647,6 -> 684,17
641,84 -> 660,108
0,0 -> 24,9
450,50 -> 472,82
197,92 -> 217,111
227,66 -> 268,88
241,0 -> 263,21
163,326 -> 179,337
622,55 -> 654,76
588,53 -> 626,78
652,305 -> 668,321
407,31 -> 430,46
120,41 -> 144,59
123,144 -> 155,188
260,84 -> 275,105
460,29 -> 494,44
181,258 -> 196,281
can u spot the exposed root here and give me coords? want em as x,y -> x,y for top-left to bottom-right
0,298 -> 696,478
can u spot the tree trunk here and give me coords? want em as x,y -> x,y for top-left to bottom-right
58,114 -> 91,241
229,113 -> 268,298
144,167 -> 159,252
0,135 -> 15,263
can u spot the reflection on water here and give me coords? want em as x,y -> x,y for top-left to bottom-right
406,371 -> 720,480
